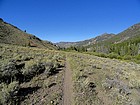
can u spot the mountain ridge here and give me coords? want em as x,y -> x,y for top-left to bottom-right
0,18 -> 58,50
56,22 -> 140,48
56,33 -> 115,48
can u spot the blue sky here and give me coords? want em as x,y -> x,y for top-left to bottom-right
0,0 -> 140,42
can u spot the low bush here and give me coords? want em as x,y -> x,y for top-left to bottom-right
123,55 -> 132,60
98,53 -> 108,58
108,52 -> 119,59
0,81 -> 19,105
0,61 -> 22,83
22,62 -> 45,81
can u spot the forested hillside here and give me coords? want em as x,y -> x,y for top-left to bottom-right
63,23 -> 140,63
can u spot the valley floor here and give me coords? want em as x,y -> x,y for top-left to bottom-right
0,44 -> 140,105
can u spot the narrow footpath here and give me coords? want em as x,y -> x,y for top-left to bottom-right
63,57 -> 73,105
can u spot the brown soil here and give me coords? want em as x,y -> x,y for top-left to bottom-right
19,67 -> 64,105
63,58 -> 73,105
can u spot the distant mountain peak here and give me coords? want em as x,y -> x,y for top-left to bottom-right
101,33 -> 109,35
128,23 -> 140,30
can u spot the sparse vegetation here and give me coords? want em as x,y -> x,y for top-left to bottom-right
67,53 -> 140,105
0,44 -> 65,105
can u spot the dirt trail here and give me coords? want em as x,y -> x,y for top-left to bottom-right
63,57 -> 73,105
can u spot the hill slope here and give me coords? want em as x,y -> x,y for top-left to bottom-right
103,23 -> 140,44
85,23 -> 140,54
0,18 -> 58,50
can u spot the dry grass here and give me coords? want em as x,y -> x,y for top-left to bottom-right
0,44 -> 140,105
67,52 -> 140,105
0,44 -> 65,105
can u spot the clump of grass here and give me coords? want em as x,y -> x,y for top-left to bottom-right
108,52 -> 119,59
123,55 -> 132,60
